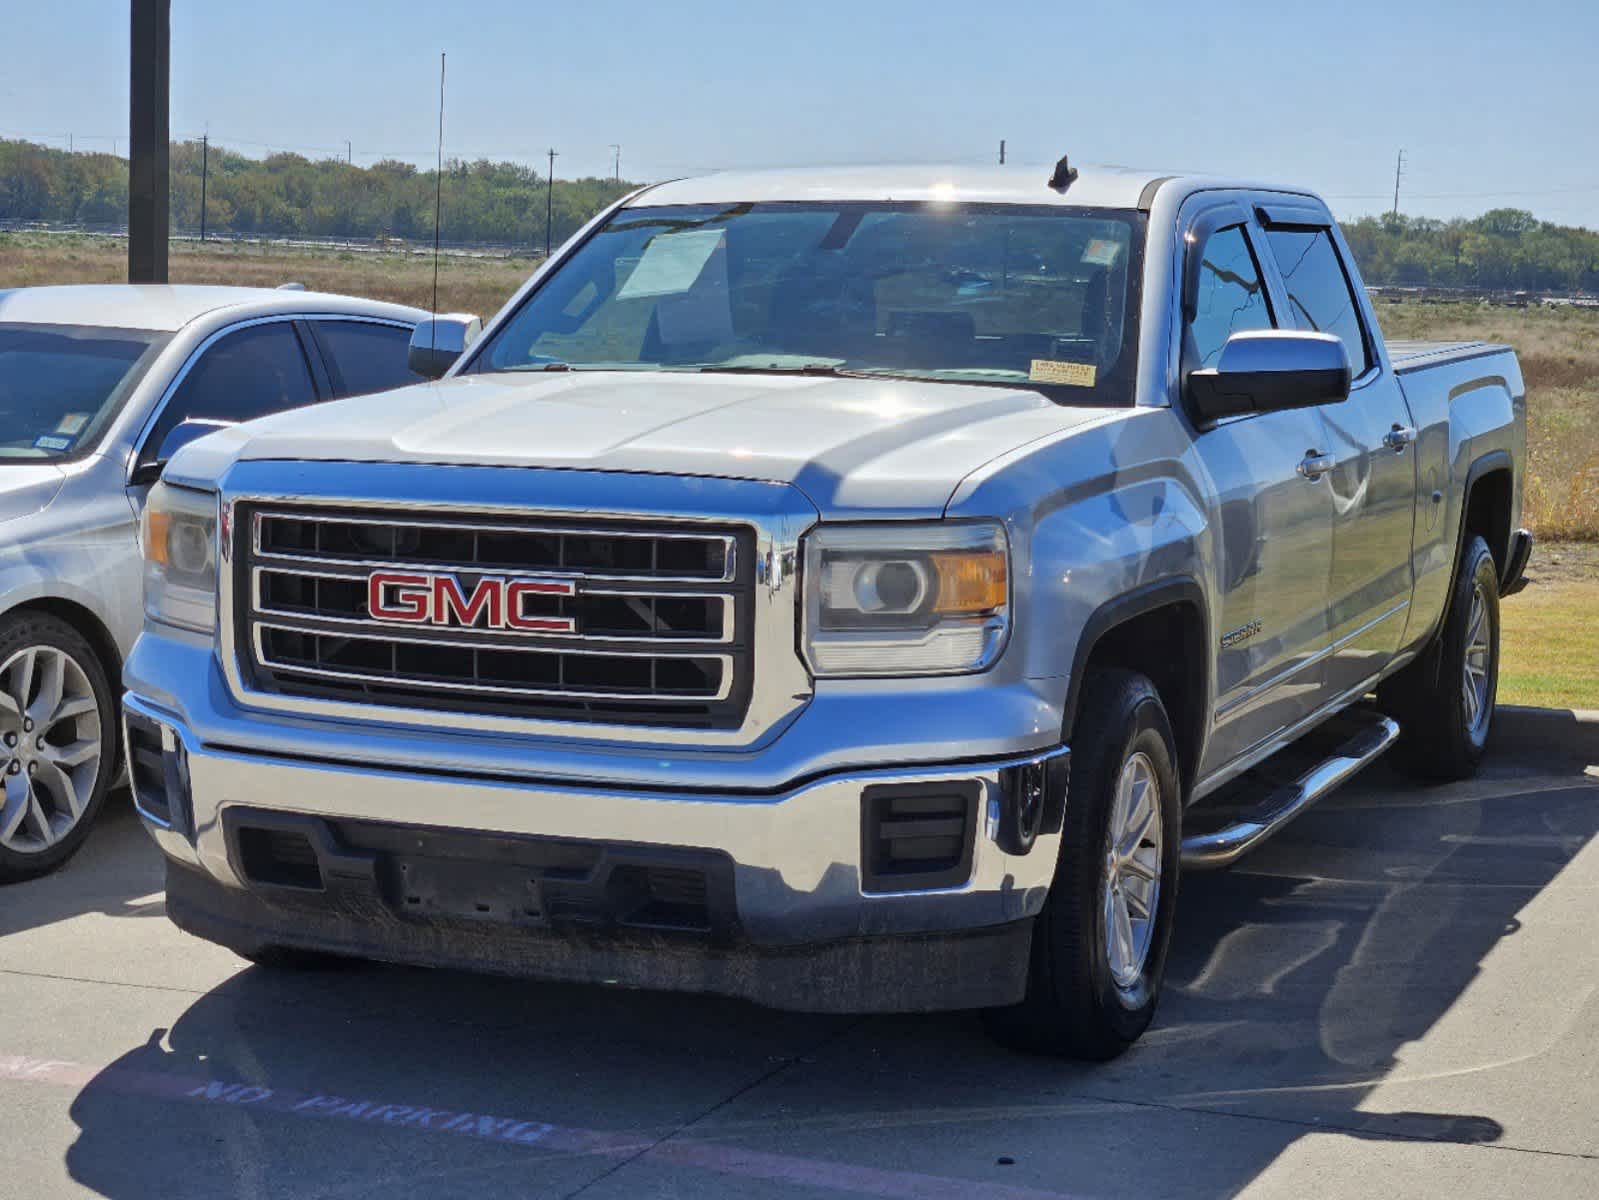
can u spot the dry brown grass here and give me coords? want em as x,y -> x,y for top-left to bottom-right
0,233 -> 536,320
1375,299 -> 1599,541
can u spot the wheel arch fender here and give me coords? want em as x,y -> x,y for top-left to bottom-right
1061,577 -> 1212,795
0,586 -> 128,759
1401,449 -> 1515,693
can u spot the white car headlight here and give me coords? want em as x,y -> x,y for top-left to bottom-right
142,481 -> 219,633
802,521 -> 1010,676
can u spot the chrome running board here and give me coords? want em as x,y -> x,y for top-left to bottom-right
1181,713 -> 1401,869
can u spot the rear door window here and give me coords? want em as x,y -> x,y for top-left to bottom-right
1263,229 -> 1372,376
140,321 -> 319,467
310,320 -> 423,398
1186,224 -> 1274,369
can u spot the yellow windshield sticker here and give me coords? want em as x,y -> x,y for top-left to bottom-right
1029,359 -> 1097,387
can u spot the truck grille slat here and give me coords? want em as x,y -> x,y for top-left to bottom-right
238,506 -> 754,729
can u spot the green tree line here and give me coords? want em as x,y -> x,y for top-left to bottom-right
0,138 -> 636,247
1341,210 -> 1599,293
7,137 -> 1599,290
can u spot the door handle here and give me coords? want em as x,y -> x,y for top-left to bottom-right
1383,424 -> 1417,452
1297,451 -> 1335,481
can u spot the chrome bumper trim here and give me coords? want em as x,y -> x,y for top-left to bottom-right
125,691 -> 1069,945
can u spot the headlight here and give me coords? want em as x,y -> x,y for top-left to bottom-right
802,521 -> 1010,676
142,481 -> 219,633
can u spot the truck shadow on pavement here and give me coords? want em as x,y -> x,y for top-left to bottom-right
58,752 -> 1599,1198
0,795 -> 167,940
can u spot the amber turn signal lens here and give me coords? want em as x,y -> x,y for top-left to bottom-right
144,509 -> 172,567
931,550 -> 1007,614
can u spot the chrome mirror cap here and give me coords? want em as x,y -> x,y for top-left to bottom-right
408,314 -> 483,379
1186,330 -> 1351,422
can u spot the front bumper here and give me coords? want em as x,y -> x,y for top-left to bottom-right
125,686 -> 1067,1010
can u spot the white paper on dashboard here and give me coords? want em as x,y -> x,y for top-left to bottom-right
617,229 -> 725,299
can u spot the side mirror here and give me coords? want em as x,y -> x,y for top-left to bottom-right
130,418 -> 236,486
408,314 -> 483,379
1186,330 -> 1351,422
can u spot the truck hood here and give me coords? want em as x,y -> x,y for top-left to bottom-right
0,463 -> 66,525
174,370 -> 1122,516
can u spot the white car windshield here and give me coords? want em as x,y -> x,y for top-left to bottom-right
472,202 -> 1144,404
0,323 -> 169,460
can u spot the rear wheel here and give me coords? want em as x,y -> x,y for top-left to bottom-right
1382,534 -> 1500,781
983,669 -> 1181,1060
0,612 -> 116,884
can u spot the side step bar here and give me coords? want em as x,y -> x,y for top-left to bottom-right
1181,715 -> 1401,869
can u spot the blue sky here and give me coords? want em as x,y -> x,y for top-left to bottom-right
5,0 -> 1598,227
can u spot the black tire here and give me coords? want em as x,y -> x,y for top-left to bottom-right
983,668 -> 1182,1060
1381,535 -> 1500,781
0,611 -> 118,884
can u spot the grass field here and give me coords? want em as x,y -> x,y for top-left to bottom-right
0,232 -> 538,319
1374,297 -> 1599,543
4,235 -> 1595,708
1499,542 -> 1599,709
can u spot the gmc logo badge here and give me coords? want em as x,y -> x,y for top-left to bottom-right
367,572 -> 577,634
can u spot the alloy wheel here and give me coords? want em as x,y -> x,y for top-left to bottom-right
0,645 -> 104,855
1462,581 -> 1494,738
1102,750 -> 1163,989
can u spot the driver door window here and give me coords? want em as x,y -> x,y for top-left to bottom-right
1185,224 -> 1274,369
138,321 -> 319,472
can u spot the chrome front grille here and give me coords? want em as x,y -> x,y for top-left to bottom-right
238,507 -> 755,728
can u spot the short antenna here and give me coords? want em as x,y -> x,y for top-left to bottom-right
1047,153 -> 1078,193
431,51 -> 446,352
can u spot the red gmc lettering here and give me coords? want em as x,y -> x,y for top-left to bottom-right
433,576 -> 503,628
368,573 -> 432,622
367,572 -> 577,633
505,579 -> 577,633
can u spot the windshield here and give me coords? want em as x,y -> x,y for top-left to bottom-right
472,202 -> 1144,403
0,323 -> 169,460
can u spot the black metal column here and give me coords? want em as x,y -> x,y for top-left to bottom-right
128,0 -> 170,283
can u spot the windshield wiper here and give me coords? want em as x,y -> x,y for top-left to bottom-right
696,362 -> 853,377
496,361 -> 573,372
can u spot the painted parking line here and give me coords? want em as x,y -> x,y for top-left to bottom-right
1,1051 -> 1087,1199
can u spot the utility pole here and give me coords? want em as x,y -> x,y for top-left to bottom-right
128,0 -> 171,283
1391,149 -> 1406,219
610,143 -> 620,183
199,133 -> 208,242
68,133 -> 73,153
346,139 -> 352,165
545,148 -> 558,258
999,139 -> 1005,165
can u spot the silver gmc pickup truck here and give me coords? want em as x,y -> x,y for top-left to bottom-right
125,163 -> 1531,1059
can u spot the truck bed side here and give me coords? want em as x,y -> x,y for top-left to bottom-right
1388,341 -> 1525,656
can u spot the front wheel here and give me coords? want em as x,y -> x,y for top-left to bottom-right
0,612 -> 117,884
983,668 -> 1182,1060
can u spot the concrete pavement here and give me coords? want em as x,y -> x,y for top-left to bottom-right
1,717 -> 1595,1199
